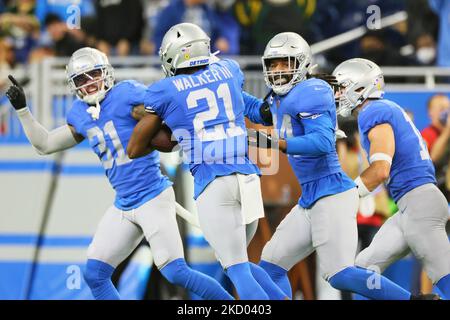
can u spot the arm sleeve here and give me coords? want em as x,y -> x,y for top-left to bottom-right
284,80 -> 336,155
17,107 -> 78,155
285,113 -> 335,156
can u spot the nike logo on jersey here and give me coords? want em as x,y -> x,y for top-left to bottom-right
144,105 -> 156,114
298,112 -> 323,120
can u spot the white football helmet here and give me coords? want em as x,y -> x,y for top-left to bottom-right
66,47 -> 114,105
332,58 -> 385,117
159,23 -> 213,77
262,32 -> 312,95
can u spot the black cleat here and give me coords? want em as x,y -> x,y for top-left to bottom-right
410,293 -> 441,300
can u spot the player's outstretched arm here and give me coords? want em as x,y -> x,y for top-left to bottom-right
5,75 -> 83,155
127,113 -> 162,159
356,123 -> 395,196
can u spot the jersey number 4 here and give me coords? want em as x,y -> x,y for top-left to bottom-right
86,121 -> 131,170
187,83 -> 244,141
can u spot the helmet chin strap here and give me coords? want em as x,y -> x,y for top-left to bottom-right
86,97 -> 101,120
84,82 -> 106,120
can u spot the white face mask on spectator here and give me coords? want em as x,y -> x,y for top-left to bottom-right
416,47 -> 436,65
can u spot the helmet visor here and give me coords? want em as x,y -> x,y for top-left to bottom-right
264,56 -> 301,86
72,68 -> 103,88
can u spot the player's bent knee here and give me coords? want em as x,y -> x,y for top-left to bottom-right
84,259 -> 115,287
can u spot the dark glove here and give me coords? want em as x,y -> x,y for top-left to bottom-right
247,128 -> 278,149
259,89 -> 273,125
5,75 -> 27,110
259,101 -> 273,126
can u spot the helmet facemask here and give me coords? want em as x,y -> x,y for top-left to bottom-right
336,74 -> 384,117
332,58 -> 385,118
262,54 -> 309,95
68,65 -> 114,105
159,42 -> 176,77
335,80 -> 363,117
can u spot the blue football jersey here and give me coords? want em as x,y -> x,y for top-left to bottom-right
269,78 -> 355,208
358,99 -> 436,202
67,80 -> 172,210
143,59 -> 262,199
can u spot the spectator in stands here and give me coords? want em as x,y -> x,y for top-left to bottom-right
45,13 -> 85,56
0,0 -> 39,64
404,1 -> 439,67
414,33 -> 437,66
324,0 -> 407,67
29,13 -> 86,62
331,0 -> 406,35
359,30 -> 408,66
140,0 -> 169,56
0,37 -> 15,134
428,0 -> 450,67
94,0 -> 145,56
233,0 -> 318,55
153,0 -> 239,55
406,0 -> 438,49
212,0 -> 239,55
35,0 -> 94,28
0,36 -> 15,86
421,94 -> 450,201
337,117 -> 391,250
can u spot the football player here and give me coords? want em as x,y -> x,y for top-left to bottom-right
332,58 -> 450,299
127,23 -> 287,300
5,47 -> 234,300
250,32 -> 434,300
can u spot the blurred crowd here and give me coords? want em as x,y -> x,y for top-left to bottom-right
0,0 -> 448,74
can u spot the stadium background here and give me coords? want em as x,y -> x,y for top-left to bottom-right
0,0 -> 449,300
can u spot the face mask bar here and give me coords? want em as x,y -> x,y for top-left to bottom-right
264,57 -> 300,84
73,69 -> 103,87
336,82 -> 367,117
262,54 -> 307,95
68,66 -> 113,99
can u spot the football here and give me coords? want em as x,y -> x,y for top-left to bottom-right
150,124 -> 178,152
